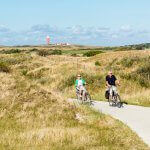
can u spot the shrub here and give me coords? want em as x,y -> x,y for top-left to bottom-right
120,58 -> 134,68
120,73 -> 132,80
37,50 -> 62,57
3,58 -> 22,65
37,50 -> 49,57
51,50 -> 62,55
120,57 -> 141,68
22,69 -> 28,76
137,64 -> 150,75
83,51 -> 103,57
0,61 -> 11,73
95,61 -> 101,66
38,78 -> 47,85
120,63 -> 150,88
115,47 -> 131,51
59,73 -> 104,91
135,45 -> 144,50
61,74 -> 76,88
26,68 -> 49,80
27,70 -> 43,80
80,73 -> 103,86
30,48 -> 38,52
1,49 -> 21,54
71,53 -> 77,57
138,77 -> 149,88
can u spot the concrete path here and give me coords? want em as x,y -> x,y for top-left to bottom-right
68,99 -> 150,147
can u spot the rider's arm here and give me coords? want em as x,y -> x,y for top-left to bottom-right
106,81 -> 110,87
75,80 -> 78,87
116,80 -> 120,86
82,79 -> 86,85
106,76 -> 110,87
113,75 -> 120,86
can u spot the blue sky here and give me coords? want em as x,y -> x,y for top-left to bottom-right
0,0 -> 150,46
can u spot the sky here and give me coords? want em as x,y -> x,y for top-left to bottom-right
0,0 -> 150,46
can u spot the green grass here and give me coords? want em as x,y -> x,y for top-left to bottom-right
62,49 -> 90,55
62,49 -> 105,56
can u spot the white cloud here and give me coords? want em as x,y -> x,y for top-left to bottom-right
0,24 -> 150,46
111,34 -> 118,39
120,25 -> 132,32
0,25 -> 10,33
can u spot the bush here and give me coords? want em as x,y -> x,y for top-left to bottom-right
0,61 -> 11,73
1,49 -> 21,54
135,45 -> 144,50
83,51 -> 103,57
22,69 -> 28,76
137,64 -> 150,75
27,69 -> 44,80
30,48 -> 38,52
59,73 -> 104,91
120,58 -> 134,68
38,78 -> 47,85
37,50 -> 49,57
61,74 -> 77,88
95,61 -> 101,66
106,58 -> 118,70
120,63 -> 150,88
37,50 -> 62,57
51,50 -> 62,55
115,47 -> 131,51
71,53 -> 77,57
120,57 -> 141,68
3,58 -> 22,65
138,78 -> 149,88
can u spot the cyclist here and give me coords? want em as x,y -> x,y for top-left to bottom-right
106,71 -> 120,99
75,75 -> 87,100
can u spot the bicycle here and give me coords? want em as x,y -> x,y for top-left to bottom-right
107,88 -> 122,108
76,86 -> 92,105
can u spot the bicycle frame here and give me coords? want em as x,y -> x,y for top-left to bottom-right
108,87 -> 122,107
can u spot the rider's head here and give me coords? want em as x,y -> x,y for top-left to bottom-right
77,74 -> 81,79
108,71 -> 113,77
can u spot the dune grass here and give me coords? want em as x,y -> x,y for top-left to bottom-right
0,49 -> 149,149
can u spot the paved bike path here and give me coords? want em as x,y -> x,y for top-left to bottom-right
68,99 -> 150,147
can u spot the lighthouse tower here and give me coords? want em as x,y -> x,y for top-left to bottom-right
46,36 -> 50,45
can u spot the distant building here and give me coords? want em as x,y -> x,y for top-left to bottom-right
46,36 -> 50,45
55,43 -> 70,46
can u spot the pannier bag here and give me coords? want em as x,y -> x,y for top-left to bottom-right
105,90 -> 109,99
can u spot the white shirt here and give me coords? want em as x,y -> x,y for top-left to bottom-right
78,80 -> 83,86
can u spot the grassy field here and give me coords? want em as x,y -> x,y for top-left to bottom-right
0,47 -> 149,149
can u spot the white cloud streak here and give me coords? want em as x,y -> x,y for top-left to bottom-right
0,24 -> 150,46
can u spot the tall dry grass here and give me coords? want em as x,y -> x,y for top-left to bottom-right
0,49 -> 149,149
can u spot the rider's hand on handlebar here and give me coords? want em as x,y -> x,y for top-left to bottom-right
108,84 -> 111,88
118,83 -> 121,86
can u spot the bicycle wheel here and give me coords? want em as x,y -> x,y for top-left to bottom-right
86,92 -> 92,104
116,94 -> 122,108
108,95 -> 114,106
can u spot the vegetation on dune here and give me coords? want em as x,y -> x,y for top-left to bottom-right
0,61 -> 10,73
59,73 -> 103,92
0,49 -> 22,54
83,50 -> 104,57
91,51 -> 150,106
95,61 -> 101,66
118,56 -> 150,88
0,48 -> 149,149
37,49 -> 62,57
115,43 -> 150,51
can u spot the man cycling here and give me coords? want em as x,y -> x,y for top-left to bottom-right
75,75 -> 87,100
106,71 -> 120,99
